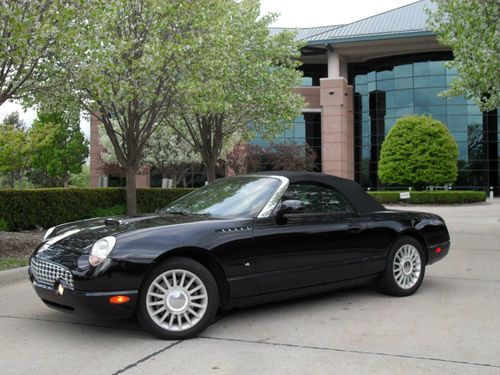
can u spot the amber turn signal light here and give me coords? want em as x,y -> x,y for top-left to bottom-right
109,295 -> 130,304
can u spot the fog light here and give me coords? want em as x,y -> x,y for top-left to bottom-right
57,283 -> 65,296
109,295 -> 130,304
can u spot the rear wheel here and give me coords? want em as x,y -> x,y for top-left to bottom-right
377,236 -> 426,296
137,257 -> 219,339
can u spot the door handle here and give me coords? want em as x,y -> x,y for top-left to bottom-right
348,225 -> 362,233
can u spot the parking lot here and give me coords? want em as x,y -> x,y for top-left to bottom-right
0,201 -> 499,374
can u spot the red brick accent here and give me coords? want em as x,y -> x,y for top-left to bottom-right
319,78 -> 354,180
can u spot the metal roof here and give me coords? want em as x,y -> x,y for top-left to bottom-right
269,25 -> 344,41
271,0 -> 436,45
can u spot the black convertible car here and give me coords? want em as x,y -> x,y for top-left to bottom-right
29,171 -> 450,339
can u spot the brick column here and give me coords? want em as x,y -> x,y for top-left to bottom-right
320,78 -> 354,180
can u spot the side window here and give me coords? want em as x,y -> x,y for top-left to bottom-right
283,183 -> 352,214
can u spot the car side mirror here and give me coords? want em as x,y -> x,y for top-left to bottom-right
277,199 -> 306,216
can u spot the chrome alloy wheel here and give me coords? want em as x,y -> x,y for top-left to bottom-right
393,244 -> 422,289
146,269 -> 208,332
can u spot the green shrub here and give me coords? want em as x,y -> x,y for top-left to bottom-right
137,188 -> 195,213
378,115 -> 459,188
91,204 -> 127,218
369,191 -> 486,205
0,188 -> 194,231
0,218 -> 9,231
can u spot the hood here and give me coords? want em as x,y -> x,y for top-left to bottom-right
38,213 -> 210,256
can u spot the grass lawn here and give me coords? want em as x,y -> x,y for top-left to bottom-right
0,258 -> 28,271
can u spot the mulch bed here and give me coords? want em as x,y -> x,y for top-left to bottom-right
0,231 -> 44,258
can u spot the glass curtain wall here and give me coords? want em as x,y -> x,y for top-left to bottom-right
350,52 -> 499,193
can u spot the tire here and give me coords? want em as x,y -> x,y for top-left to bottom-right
137,257 -> 219,340
376,236 -> 426,297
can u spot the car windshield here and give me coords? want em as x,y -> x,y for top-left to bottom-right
158,176 -> 282,218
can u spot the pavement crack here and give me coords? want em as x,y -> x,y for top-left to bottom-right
198,336 -> 500,369
110,340 -> 181,375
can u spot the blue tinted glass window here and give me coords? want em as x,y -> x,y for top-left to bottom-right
356,84 -> 368,96
394,64 -> 412,78
447,115 -> 468,132
301,76 -> 313,86
454,132 -> 468,142
395,107 -> 413,117
394,77 -> 413,89
445,65 -> 458,75
395,89 -> 413,107
414,88 -> 445,106
377,79 -> 394,91
414,75 -> 446,88
414,61 -> 430,76
355,74 -> 368,85
447,96 -> 467,105
448,105 -> 468,115
377,69 -> 394,80
294,122 -> 305,138
429,61 -> 446,75
385,91 -> 395,108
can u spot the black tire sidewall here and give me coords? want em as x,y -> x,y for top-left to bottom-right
137,257 -> 219,340
378,236 -> 426,297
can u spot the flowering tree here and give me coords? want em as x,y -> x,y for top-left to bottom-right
427,0 -> 499,111
100,124 -> 200,188
169,0 -> 305,182
0,0 -> 72,105
53,0 -> 210,214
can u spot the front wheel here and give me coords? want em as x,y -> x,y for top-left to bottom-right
377,236 -> 426,297
137,257 -> 219,339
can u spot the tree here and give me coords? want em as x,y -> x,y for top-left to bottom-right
0,122 -> 31,188
55,0 -> 208,214
30,112 -> 88,187
227,142 -> 317,174
0,0 -> 73,105
2,111 -> 26,130
378,115 -> 458,188
427,0 -> 499,111
100,124 -> 200,187
169,0 -> 305,182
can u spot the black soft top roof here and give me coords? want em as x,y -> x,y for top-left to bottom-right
254,171 -> 385,213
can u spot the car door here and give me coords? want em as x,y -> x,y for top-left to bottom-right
251,182 -> 368,294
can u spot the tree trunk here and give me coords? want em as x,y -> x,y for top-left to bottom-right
126,167 -> 137,216
206,157 -> 217,183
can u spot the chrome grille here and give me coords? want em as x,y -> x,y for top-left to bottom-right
30,258 -> 74,290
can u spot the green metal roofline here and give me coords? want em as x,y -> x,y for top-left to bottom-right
307,30 -> 435,46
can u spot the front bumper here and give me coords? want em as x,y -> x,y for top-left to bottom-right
29,271 -> 138,319
427,240 -> 450,265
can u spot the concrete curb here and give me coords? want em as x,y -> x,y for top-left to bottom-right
0,266 -> 28,287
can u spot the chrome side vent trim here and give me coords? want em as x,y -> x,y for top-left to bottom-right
215,226 -> 251,233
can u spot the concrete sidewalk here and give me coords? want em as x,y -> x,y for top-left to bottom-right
0,201 -> 499,374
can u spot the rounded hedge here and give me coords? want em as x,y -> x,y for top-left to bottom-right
378,115 -> 459,188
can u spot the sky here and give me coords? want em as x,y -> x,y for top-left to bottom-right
0,0 -> 418,139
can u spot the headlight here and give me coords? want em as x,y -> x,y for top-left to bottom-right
43,227 -> 56,241
89,236 -> 116,267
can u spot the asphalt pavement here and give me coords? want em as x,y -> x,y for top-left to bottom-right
0,200 -> 499,374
